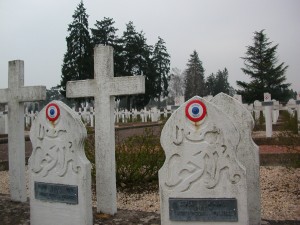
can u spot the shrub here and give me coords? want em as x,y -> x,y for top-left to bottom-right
84,128 -> 165,190
116,128 -> 165,189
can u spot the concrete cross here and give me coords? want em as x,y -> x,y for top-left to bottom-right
66,45 -> 145,215
0,60 -> 46,202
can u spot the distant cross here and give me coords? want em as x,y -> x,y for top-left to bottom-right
0,60 -> 46,202
66,45 -> 145,215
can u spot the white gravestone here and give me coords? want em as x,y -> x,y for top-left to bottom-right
66,45 -> 145,215
272,100 -> 280,124
29,101 -> 92,225
211,93 -> 260,225
159,96 -> 249,225
253,100 -> 262,120
263,93 -> 273,137
233,94 -> 243,103
0,60 -> 46,202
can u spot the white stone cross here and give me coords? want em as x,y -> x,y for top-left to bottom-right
0,60 -> 46,202
66,45 -> 145,215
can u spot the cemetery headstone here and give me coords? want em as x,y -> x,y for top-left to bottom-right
159,95 -> 249,225
0,60 -> 46,202
233,94 -> 242,103
174,96 -> 185,106
211,93 -> 260,225
272,100 -> 280,124
66,45 -> 145,214
263,93 -> 273,137
253,100 -> 262,120
29,101 -> 92,225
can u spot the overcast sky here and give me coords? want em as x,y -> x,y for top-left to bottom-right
0,0 -> 299,95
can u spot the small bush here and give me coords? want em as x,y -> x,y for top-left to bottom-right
116,128 -> 165,189
280,110 -> 298,134
254,111 -> 265,131
84,128 -> 165,190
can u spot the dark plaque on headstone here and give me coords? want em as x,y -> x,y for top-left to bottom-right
262,101 -> 273,106
35,182 -> 78,204
296,100 -> 300,105
169,198 -> 238,222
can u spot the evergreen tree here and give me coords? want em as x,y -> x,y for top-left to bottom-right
60,2 -> 93,97
91,17 -> 118,46
184,50 -> 206,100
206,73 -> 216,96
206,68 -> 233,96
120,21 -> 154,109
215,68 -> 231,95
236,30 -> 290,103
90,17 -> 124,76
152,37 -> 171,106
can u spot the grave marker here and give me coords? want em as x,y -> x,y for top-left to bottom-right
159,95 -> 249,225
262,93 -> 273,137
0,60 -> 46,202
66,45 -> 145,214
233,94 -> 242,103
29,101 -> 92,225
211,93 -> 260,225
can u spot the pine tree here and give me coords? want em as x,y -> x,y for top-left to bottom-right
236,30 -> 290,103
91,17 -> 118,46
152,37 -> 171,106
120,21 -> 154,109
206,73 -> 215,96
184,50 -> 206,100
214,68 -> 231,95
60,2 -> 93,97
90,17 -> 124,76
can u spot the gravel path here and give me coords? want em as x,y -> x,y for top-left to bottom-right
0,166 -> 299,221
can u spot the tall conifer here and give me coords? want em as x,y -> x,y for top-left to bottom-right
184,50 -> 206,100
237,30 -> 290,102
60,2 -> 93,97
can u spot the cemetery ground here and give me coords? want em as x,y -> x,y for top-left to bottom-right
0,117 -> 300,224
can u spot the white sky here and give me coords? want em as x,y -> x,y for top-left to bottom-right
0,0 -> 299,93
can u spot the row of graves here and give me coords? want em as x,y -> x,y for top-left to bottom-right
240,93 -> 300,137
2,92 -> 299,136
0,45 -> 298,224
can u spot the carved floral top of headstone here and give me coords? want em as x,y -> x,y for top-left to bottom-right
29,100 -> 92,225
159,96 -> 248,225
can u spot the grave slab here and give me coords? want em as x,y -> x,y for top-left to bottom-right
159,95 -> 249,225
29,101 -> 92,225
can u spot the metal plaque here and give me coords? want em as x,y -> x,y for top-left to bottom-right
262,101 -> 273,106
169,198 -> 238,222
35,182 -> 78,204
296,100 -> 300,105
